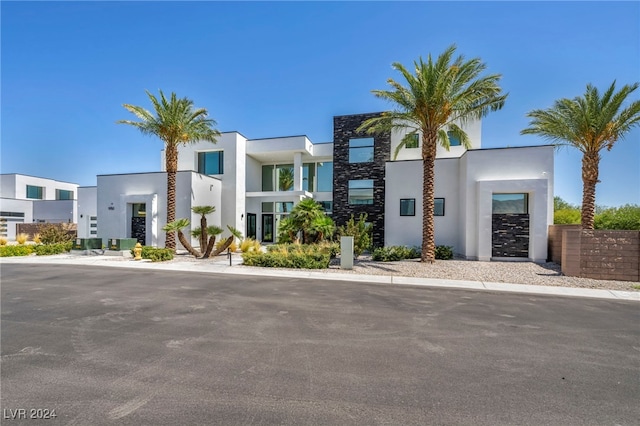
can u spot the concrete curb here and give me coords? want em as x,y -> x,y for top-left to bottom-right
1,255 -> 638,302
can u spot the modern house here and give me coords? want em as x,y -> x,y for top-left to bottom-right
83,112 -> 554,261
0,174 -> 79,240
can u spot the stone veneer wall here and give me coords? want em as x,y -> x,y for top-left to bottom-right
16,223 -> 77,239
547,224 -> 581,264
332,113 -> 390,248
561,229 -> 640,282
491,213 -> 530,257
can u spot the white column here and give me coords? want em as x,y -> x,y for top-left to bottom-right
293,152 -> 303,191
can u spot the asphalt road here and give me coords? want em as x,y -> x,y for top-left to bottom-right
1,264 -> 639,425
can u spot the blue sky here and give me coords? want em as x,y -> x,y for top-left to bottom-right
2,1 -> 639,207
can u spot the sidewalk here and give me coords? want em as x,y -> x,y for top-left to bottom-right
1,253 -> 638,302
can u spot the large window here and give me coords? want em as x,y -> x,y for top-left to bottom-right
262,164 -> 294,191
262,162 -> 333,192
348,180 -> 374,205
447,132 -> 461,147
316,162 -> 333,192
302,163 -> 315,192
56,189 -> 74,200
197,151 -> 224,175
400,199 -> 415,216
26,185 -> 43,199
492,193 -> 528,214
349,138 -> 374,163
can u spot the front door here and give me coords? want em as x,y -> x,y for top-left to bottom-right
247,213 -> 257,240
131,203 -> 146,245
262,214 -> 273,243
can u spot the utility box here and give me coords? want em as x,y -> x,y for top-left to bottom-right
108,238 -> 137,251
340,236 -> 354,270
72,238 -> 103,250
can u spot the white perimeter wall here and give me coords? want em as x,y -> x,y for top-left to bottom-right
77,187 -> 97,238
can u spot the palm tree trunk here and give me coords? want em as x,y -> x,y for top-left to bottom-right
581,151 -> 600,230
165,144 -> 178,250
201,235 -> 217,258
200,216 -> 208,250
421,131 -> 438,263
177,230 -> 201,257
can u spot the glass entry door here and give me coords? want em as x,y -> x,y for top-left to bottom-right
262,214 -> 273,243
246,213 -> 257,240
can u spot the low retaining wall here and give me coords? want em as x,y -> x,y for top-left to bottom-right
16,223 -> 77,240
548,224 -> 581,264
561,229 -> 639,282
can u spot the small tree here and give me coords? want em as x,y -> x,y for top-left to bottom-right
191,205 -> 216,249
337,213 -> 372,258
163,219 -> 200,257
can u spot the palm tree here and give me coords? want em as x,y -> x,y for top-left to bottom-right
521,81 -> 640,229
191,205 -> 216,250
118,90 -> 220,250
358,45 -> 507,262
163,219 -> 200,257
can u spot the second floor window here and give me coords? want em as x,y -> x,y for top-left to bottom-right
56,189 -> 74,200
26,185 -> 43,199
348,138 -> 374,163
197,151 -> 224,175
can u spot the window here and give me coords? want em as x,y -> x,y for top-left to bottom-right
275,202 -> 294,213
197,151 -> 224,175
434,198 -> 445,216
348,180 -> 374,205
349,138 -> 374,163
26,185 -> 43,199
316,162 -> 333,192
0,211 -> 25,217
492,193 -> 528,214
400,199 -> 415,216
318,201 -> 333,214
302,163 -> 316,192
447,132 -> 461,147
261,202 -> 274,213
406,134 -> 419,149
56,189 -> 74,200
276,164 -> 294,191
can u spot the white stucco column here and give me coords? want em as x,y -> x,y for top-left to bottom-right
293,152 -> 303,191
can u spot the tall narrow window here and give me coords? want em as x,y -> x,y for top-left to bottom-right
316,162 -> 333,192
434,198 -> 445,216
348,138 -> 374,163
348,180 -> 374,205
26,185 -> 43,199
302,163 -> 316,192
197,151 -> 224,175
262,166 -> 274,191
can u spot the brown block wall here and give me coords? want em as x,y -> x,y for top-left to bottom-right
561,229 -> 640,282
16,223 -> 77,240
548,224 -> 581,264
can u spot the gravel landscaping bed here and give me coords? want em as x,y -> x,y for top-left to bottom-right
234,255 -> 639,292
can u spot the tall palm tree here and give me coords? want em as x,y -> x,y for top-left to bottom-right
522,81 -> 640,229
358,45 -> 507,262
118,90 -> 220,249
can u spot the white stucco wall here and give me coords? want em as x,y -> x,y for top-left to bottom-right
0,198 -> 32,240
385,159 -> 460,249
77,186 -> 98,238
385,145 -> 554,261
1,174 -> 78,200
97,171 -> 221,248
0,175 -> 17,198
32,200 -> 76,223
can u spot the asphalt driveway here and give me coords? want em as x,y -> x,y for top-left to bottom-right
1,264 -> 639,425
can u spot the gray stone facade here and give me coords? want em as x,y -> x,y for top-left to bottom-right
332,113 -> 390,248
492,213 -> 530,257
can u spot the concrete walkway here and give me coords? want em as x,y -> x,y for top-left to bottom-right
1,252 -> 638,302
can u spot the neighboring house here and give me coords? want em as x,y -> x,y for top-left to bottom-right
85,112 -> 554,261
0,174 -> 79,240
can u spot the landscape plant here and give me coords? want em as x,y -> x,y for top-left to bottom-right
39,223 -> 74,244
522,81 -> 640,229
243,244 -> 331,269
277,199 -> 335,244
0,245 -> 34,257
358,45 -> 506,262
0,237 -> 7,246
337,213 -> 372,258
118,90 -> 220,250
16,233 -> 28,244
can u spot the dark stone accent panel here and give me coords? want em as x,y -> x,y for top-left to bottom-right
492,214 -> 529,257
131,217 -> 146,245
332,113 -> 390,248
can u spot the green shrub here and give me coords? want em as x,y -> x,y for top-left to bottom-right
0,245 -> 34,257
34,242 -> 73,256
594,204 -> 640,230
130,246 -> 174,262
244,244 -> 330,269
39,224 -> 75,244
372,246 -> 421,262
554,208 -> 581,224
434,245 -> 454,260
337,213 -> 372,258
